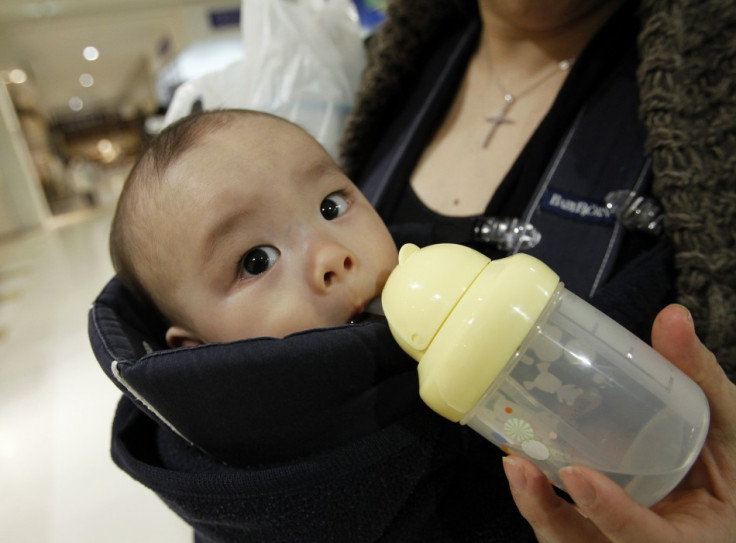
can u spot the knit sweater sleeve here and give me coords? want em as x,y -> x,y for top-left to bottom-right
638,0 -> 736,379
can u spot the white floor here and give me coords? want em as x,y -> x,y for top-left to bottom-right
0,207 -> 192,542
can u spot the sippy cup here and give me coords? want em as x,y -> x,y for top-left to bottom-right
381,243 -> 709,507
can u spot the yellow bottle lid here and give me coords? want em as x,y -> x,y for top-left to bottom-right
382,244 -> 559,421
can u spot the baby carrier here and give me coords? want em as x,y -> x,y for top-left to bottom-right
88,276 -> 536,542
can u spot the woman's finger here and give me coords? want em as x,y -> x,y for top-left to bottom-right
651,305 -> 736,447
503,456 -> 605,543
559,466 -> 680,543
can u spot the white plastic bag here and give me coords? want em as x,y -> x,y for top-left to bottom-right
162,59 -> 248,122
164,0 -> 366,159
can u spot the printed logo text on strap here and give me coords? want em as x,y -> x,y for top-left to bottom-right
540,189 -> 615,225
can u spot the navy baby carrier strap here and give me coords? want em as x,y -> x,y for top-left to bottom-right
514,65 -> 651,297
88,277 -> 422,466
359,20 -> 478,217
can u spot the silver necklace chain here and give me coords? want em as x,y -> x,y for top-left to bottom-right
482,58 -> 574,148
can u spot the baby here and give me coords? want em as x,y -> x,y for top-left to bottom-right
109,109 -> 398,347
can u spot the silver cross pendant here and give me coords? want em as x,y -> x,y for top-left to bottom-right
482,95 -> 515,148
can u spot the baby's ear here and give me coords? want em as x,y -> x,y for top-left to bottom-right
165,325 -> 204,348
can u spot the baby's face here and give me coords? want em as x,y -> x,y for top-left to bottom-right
147,116 -> 398,346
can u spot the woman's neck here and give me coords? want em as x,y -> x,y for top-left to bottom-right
476,0 -> 627,84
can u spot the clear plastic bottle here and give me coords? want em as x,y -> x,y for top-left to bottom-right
381,243 -> 709,507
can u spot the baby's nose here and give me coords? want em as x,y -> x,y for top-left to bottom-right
311,242 -> 356,292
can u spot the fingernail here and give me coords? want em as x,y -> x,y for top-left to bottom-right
560,467 -> 596,506
503,456 -> 527,493
674,303 -> 694,327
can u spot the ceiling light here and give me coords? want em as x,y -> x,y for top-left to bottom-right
69,96 -> 84,111
79,73 -> 94,88
97,139 -> 119,162
83,46 -> 99,61
8,69 -> 28,84
97,139 -> 113,154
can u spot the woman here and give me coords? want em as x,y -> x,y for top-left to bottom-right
341,0 -> 736,540
341,0 -> 736,372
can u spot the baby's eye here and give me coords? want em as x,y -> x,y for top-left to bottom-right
320,192 -> 349,220
239,246 -> 280,277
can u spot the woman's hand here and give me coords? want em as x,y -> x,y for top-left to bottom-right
502,304 -> 736,543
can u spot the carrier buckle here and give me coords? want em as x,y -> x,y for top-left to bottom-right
604,190 -> 663,236
473,217 -> 541,251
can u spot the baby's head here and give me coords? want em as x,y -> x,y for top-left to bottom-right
110,109 -> 397,347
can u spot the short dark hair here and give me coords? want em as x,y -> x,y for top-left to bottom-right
109,108 -> 277,308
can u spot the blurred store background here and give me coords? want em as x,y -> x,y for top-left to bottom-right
0,1 -> 385,541
0,0 -> 247,231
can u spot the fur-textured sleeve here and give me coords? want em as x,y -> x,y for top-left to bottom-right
638,0 -> 736,379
